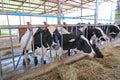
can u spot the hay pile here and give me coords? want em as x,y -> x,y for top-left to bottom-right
26,65 -> 77,80
26,46 -> 120,80
73,60 -> 105,80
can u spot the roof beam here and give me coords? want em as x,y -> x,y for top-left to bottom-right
41,7 -> 73,15
0,2 -> 36,9
16,0 -> 27,12
82,0 -> 95,5
49,0 -> 95,10
10,0 -> 54,7
29,0 -> 45,14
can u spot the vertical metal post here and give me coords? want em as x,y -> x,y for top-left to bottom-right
57,0 -> 61,25
15,16 -> 22,69
109,2 -> 113,23
94,0 -> 99,26
0,55 -> 3,80
29,0 -> 32,23
0,1 -> 4,79
40,32 -> 44,65
80,0 -> 83,22
19,16 -> 21,26
6,13 -> 16,70
2,0 -> 4,12
1,0 -> 4,36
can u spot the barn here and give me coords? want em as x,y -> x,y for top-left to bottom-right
0,0 -> 120,80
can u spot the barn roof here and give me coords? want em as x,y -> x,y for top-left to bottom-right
0,0 -> 115,16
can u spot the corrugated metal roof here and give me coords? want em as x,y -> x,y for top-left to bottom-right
0,0 -> 114,15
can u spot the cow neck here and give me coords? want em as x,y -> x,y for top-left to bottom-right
34,27 -> 42,35
53,29 -> 59,43
42,29 -> 53,48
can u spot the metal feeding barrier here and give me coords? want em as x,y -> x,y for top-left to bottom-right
0,24 -> 115,80
0,24 -> 80,79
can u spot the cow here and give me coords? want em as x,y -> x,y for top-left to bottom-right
21,25 -> 104,66
18,28 -> 27,42
63,25 -> 108,45
84,27 -> 108,44
21,26 -> 56,66
108,25 -> 120,38
50,26 -> 104,59
98,25 -> 120,39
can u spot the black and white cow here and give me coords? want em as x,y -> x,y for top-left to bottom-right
21,25 -> 104,66
52,26 -> 104,58
84,27 -> 108,44
63,25 -> 108,44
98,25 -> 120,39
21,26 -> 55,66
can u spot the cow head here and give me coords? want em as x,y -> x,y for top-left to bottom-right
77,35 -> 104,58
47,26 -> 61,50
94,27 -> 108,41
109,25 -> 120,38
76,35 -> 95,57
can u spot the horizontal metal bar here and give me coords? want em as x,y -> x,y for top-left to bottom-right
0,24 -> 79,29
0,25 -> 45,29
0,12 -> 114,22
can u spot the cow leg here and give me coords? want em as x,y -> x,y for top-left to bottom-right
40,47 -> 47,65
22,50 -> 30,68
34,47 -> 48,65
49,49 -> 56,62
40,57 -> 46,65
34,56 -> 38,66
34,50 -> 38,66
34,55 -> 46,66
43,58 -> 46,64
68,49 -> 71,56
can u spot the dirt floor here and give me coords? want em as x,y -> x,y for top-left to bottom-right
0,36 -> 20,56
24,45 -> 120,80
0,35 -> 19,48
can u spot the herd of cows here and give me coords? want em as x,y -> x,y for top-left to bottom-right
19,22 -> 120,66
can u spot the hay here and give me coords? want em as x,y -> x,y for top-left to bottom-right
26,71 -> 59,80
80,46 -> 120,80
72,60 -> 106,80
101,46 -> 120,56
54,65 -> 77,80
105,69 -> 120,80
26,65 -> 77,80
25,46 -> 120,80
85,46 -> 120,69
